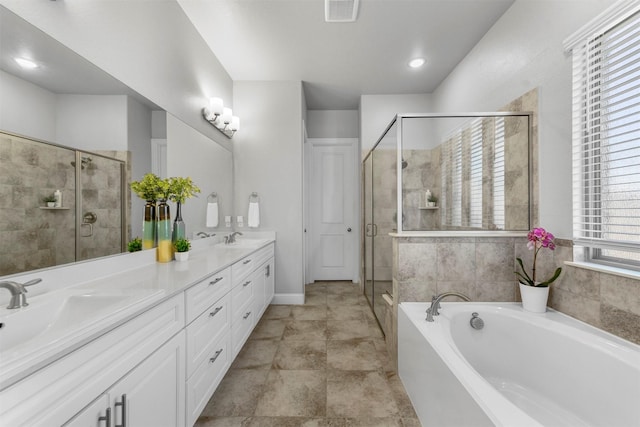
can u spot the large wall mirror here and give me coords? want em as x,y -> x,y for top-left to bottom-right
0,6 -> 233,277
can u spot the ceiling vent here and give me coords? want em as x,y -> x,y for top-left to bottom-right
325,0 -> 359,23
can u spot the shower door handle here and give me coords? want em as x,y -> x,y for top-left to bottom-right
366,224 -> 378,237
81,223 -> 93,237
81,211 -> 98,237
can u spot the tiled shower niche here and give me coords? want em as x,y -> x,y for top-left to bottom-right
0,132 -> 126,276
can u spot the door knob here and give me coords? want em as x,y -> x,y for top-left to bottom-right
347,227 -> 352,232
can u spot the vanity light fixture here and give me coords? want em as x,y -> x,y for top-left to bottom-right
202,97 -> 240,138
408,58 -> 425,69
15,57 -> 39,69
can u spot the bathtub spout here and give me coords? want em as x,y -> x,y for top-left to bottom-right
426,292 -> 471,322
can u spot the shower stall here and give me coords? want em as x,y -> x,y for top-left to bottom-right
0,131 -> 127,276
362,112 -> 533,334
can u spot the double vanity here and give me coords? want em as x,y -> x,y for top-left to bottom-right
0,235 -> 275,426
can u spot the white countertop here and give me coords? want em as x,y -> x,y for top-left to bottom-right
0,235 -> 275,391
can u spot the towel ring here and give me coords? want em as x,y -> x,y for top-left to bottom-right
249,192 -> 260,202
208,192 -> 218,203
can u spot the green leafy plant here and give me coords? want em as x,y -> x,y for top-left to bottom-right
516,227 -> 562,287
42,194 -> 57,203
427,194 -> 438,204
127,237 -> 143,252
173,237 -> 191,253
168,177 -> 201,204
130,173 -> 163,202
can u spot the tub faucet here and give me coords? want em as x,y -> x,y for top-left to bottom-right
0,278 -> 42,309
426,291 -> 471,322
225,231 -> 243,244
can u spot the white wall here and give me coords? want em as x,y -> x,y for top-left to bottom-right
1,0 -> 234,151
0,70 -> 57,141
233,81 -> 304,300
56,95 -> 128,150
360,94 -> 433,156
166,114 -> 234,237
307,110 -> 359,138
430,0 -> 616,238
128,97 -> 153,239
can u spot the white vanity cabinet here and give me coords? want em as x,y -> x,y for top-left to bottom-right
0,294 -> 185,427
65,330 -> 185,427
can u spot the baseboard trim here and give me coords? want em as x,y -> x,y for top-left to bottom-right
272,293 -> 305,305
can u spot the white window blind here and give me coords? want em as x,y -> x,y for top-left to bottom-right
493,117 -> 506,230
570,6 -> 640,266
470,119 -> 483,228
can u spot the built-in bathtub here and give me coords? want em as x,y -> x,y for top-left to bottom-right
398,302 -> 640,427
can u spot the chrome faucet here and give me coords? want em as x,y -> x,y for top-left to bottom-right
224,231 -> 243,244
0,278 -> 42,309
426,291 -> 470,322
197,232 -> 215,238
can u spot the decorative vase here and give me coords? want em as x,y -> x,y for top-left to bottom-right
156,199 -> 172,263
519,282 -> 550,313
142,200 -> 156,250
47,202 -> 55,208
172,201 -> 186,243
175,251 -> 189,262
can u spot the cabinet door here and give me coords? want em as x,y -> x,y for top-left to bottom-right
63,395 -> 110,427
109,331 -> 186,427
265,258 -> 275,307
252,264 -> 266,324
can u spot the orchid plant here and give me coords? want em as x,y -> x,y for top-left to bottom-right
516,227 -> 562,287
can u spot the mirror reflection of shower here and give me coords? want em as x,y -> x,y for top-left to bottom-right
71,156 -> 93,169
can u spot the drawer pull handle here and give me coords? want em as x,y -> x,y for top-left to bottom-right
209,306 -> 223,317
209,348 -> 223,363
209,277 -> 223,286
243,259 -> 251,265
98,407 -> 111,427
243,281 -> 251,287
114,394 -> 127,427
243,311 -> 252,319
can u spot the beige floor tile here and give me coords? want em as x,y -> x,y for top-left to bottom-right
242,417 -> 344,427
273,340 -> 327,370
386,373 -> 419,418
200,369 -> 270,417
291,305 -> 328,320
327,305 -> 367,321
304,291 -> 328,306
343,418 -> 404,426
232,339 -> 280,369
327,339 -> 382,371
327,293 -> 364,306
326,370 -> 399,418
254,370 -> 327,417
283,320 -> 328,340
327,320 -> 371,340
194,417 -> 247,427
251,319 -> 288,340
263,305 -> 293,319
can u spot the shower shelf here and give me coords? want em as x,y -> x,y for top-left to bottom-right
419,206 -> 439,210
39,207 -> 70,210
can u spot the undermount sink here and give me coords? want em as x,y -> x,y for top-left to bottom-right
0,289 -> 160,356
218,238 -> 270,248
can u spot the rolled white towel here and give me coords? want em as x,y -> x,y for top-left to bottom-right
206,202 -> 219,228
248,202 -> 260,228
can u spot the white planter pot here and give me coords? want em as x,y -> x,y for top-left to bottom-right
519,282 -> 549,313
174,251 -> 190,262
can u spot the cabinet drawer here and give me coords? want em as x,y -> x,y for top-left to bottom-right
185,268 -> 230,324
186,331 -> 231,427
230,276 -> 254,323
231,309 -> 254,358
186,294 -> 230,378
230,243 -> 274,286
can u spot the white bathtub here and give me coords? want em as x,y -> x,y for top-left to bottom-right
398,302 -> 640,427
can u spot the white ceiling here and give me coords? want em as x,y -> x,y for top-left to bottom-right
179,0 -> 516,110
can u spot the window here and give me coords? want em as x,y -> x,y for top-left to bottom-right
568,5 -> 640,268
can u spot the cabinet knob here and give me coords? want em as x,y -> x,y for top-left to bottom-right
243,311 -> 252,319
114,394 -> 127,427
243,281 -> 251,287
209,277 -> 223,286
242,259 -> 252,265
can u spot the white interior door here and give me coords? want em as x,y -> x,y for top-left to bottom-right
310,139 -> 357,281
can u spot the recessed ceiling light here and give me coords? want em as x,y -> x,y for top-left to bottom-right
408,58 -> 425,69
15,57 -> 39,69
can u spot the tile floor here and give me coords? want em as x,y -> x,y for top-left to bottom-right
196,281 -> 420,427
